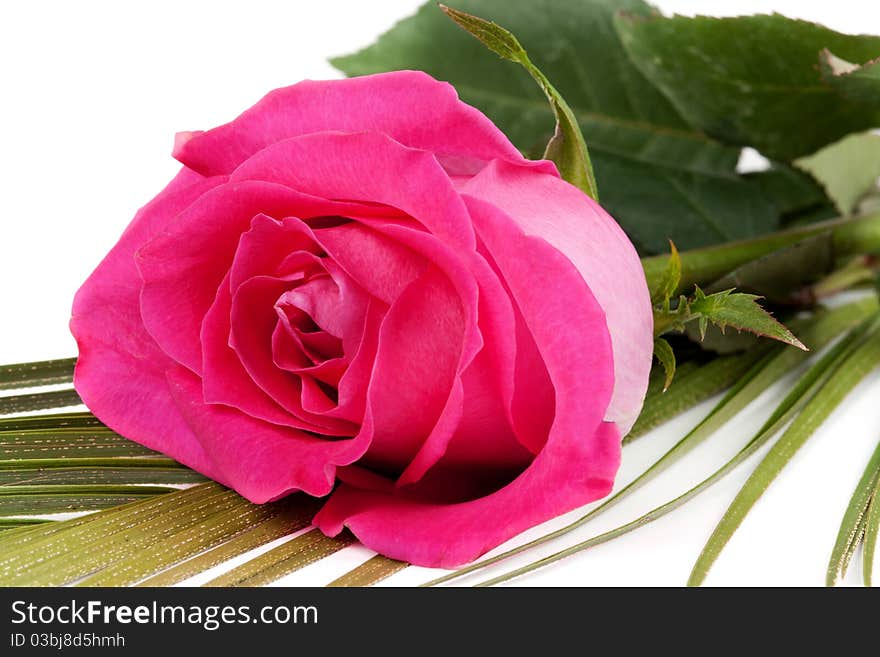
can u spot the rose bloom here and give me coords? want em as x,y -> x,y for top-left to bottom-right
71,71 -> 652,568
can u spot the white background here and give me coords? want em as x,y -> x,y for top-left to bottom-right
1,0 -> 879,586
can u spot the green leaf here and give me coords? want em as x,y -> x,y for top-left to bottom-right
328,555 -> 408,587
0,358 -> 76,391
689,287 -> 806,350
795,133 -> 880,216
615,13 -> 880,161
652,338 -> 675,391
820,50 -> 880,109
826,439 -> 880,586
689,316 -> 880,586
440,4 -> 598,199
649,241 -> 681,305
332,0 -> 796,253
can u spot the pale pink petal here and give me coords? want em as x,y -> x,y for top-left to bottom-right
461,160 -> 653,435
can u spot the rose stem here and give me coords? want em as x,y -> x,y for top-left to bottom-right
641,210 -> 880,295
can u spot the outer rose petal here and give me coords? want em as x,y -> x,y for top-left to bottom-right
172,71 -> 550,177
71,168 -> 227,479
460,160 -> 653,435
166,367 -> 369,501
314,201 -> 617,567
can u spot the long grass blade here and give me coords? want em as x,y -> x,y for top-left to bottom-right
688,318 -> 880,586
0,488 -> 173,516
77,494 -> 322,587
0,358 -> 76,391
0,483 -> 226,585
204,529 -> 356,587
138,505 -> 318,587
0,412 -> 102,432
0,466 -> 206,486
426,299 -> 875,586
826,439 -> 880,585
0,389 -> 83,415
328,555 -> 408,587
626,347 -> 770,441
468,313 -> 874,586
0,429 -> 165,461
863,479 -> 880,586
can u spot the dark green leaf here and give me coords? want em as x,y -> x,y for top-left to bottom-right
333,0 -> 789,253
440,4 -> 598,199
820,50 -> 880,109
615,13 -> 880,161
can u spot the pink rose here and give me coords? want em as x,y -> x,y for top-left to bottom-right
71,71 -> 653,568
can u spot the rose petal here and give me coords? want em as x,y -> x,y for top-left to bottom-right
137,182 -> 391,374
71,168 -> 226,479
173,71 -> 544,177
362,267 -> 465,473
230,131 -> 477,250
228,275 -> 357,435
166,367 -> 369,502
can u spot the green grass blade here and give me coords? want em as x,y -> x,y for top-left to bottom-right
0,412 -> 101,432
0,429 -> 164,461
0,389 -> 82,415
863,480 -> 880,586
0,489 -> 172,516
425,300 -> 874,586
0,358 -> 76,391
328,555 -> 408,587
0,483 -> 225,585
204,529 -> 356,587
0,466 -> 206,486
826,439 -> 880,586
138,504 -> 319,587
689,320 -> 880,586
468,313 -> 872,586
77,494 -> 321,587
626,347 -> 771,441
